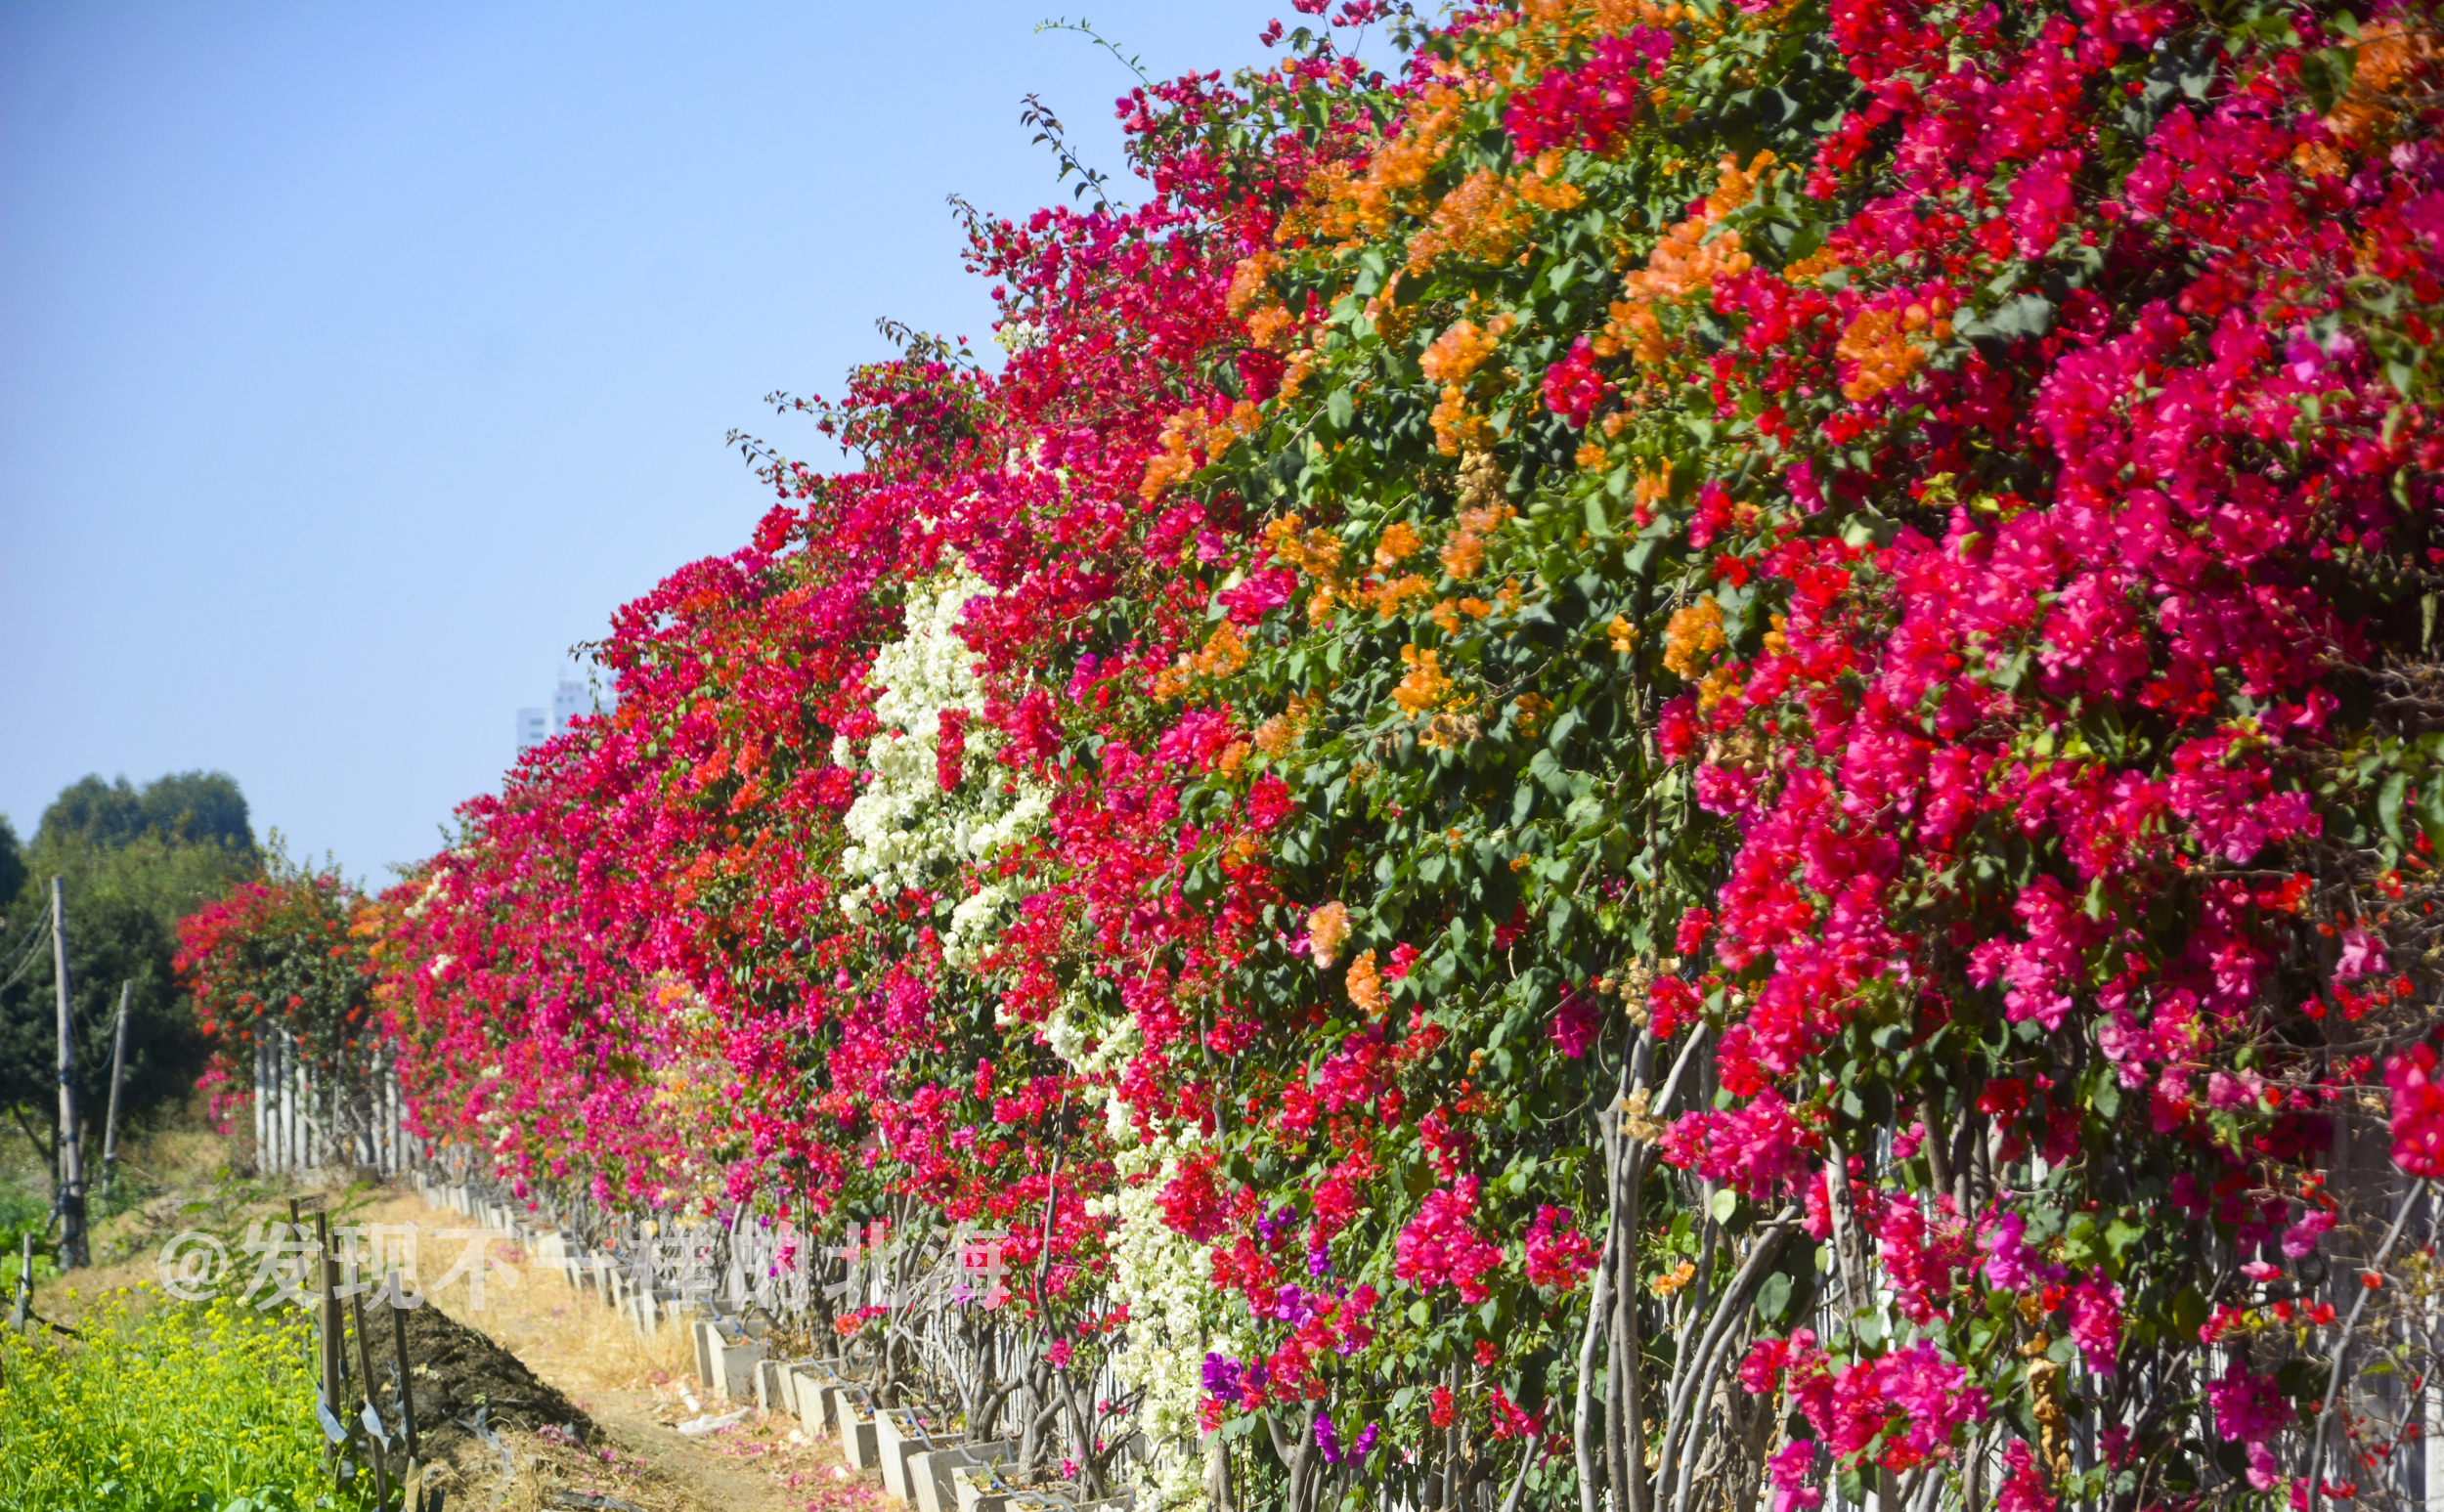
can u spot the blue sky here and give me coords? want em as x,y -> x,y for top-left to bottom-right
0,1 -> 1291,882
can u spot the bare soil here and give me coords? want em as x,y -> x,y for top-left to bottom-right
360,1185 -> 883,1512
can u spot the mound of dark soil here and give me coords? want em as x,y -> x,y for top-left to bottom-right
355,1296 -> 595,1465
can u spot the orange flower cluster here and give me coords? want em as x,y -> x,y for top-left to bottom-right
1345,948 -> 1387,1018
1225,249 -> 1283,317
1634,465 -> 1671,515
1510,0 -> 1688,77
1266,513 -> 1347,579
1365,573 -> 1439,620
1308,900 -> 1353,969
2325,19 -> 2442,147
1440,496 -> 1516,581
1661,595 -> 1725,679
1419,315 -> 1512,384
1252,696 -> 1311,757
1375,519 -> 1423,569
1520,0 -> 1683,34
1650,1259 -> 1698,1297
1516,150 -> 1587,212
1276,349 -> 1317,404
1430,385 -> 1498,456
1266,512 -> 1356,622
1406,168 -> 1534,272
1393,644 -> 1455,715
1431,593 -> 1497,635
1593,152 -> 1773,366
1293,82 -> 1471,242
1836,297 -> 1951,402
1140,400 -> 1260,501
1153,619 -> 1255,697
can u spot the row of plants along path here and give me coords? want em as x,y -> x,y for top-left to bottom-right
182,2 -> 2444,1509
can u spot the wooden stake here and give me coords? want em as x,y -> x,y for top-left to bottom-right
351,1288 -> 391,1508
101,980 -> 130,1192
49,879 -> 87,1269
316,1210 -> 340,1475
390,1269 -> 420,1460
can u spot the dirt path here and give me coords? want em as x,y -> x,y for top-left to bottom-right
350,1187 -> 884,1512
359,1188 -> 886,1512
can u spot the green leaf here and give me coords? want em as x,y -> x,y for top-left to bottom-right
2417,773 -> 2444,862
2170,1286 -> 2207,1340
2062,1212 -> 2099,1267
2087,1076 -> 2120,1121
1960,293 -> 2056,342
1584,493 -> 1615,541
2104,1217 -> 2144,1261
2275,1359 -> 2325,1400
1758,1271 -> 1794,1323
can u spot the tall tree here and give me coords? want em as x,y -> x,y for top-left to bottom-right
0,773 -> 261,1189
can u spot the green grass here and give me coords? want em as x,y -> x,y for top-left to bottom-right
0,1285 -> 371,1512
0,1186 -> 55,1290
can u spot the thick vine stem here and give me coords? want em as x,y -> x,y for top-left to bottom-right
1653,1210 -> 1798,1512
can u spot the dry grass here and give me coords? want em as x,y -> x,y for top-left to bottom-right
352,1188 -> 697,1395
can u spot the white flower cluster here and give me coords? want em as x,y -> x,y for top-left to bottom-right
992,319 -> 1046,354
835,567 -> 1046,968
1048,999 -> 1221,1512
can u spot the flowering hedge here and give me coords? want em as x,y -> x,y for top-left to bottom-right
189,1 -> 2444,1508
177,863 -> 381,1133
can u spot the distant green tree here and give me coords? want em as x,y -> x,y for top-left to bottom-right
38,771 -> 256,856
0,818 -> 24,917
0,773 -> 261,1187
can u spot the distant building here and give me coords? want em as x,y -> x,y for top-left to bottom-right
552,675 -> 587,735
516,671 -> 616,758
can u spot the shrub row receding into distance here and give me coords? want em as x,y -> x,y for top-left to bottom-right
184,3 -> 2444,1508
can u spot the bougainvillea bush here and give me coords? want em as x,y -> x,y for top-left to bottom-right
186,1 -> 2444,1507
177,858 -> 383,1137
